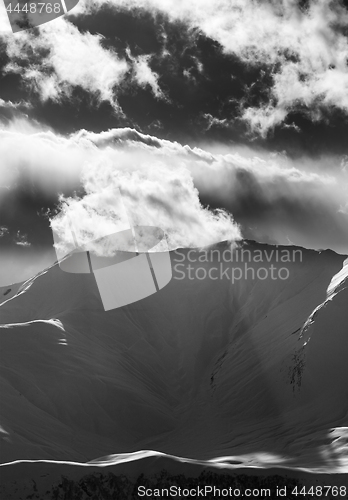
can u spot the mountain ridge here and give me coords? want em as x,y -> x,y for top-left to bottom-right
0,239 -> 347,473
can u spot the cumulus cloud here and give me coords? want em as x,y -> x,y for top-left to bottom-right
52,159 -> 238,255
0,121 -> 241,253
72,0 -> 348,135
3,18 -> 129,108
1,120 -> 347,254
67,127 -> 348,253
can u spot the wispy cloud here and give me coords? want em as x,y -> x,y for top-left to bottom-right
0,98 -> 31,109
2,1 -> 347,136
14,230 -> 31,247
339,202 -> 348,215
127,49 -> 166,100
1,16 -> 168,112
0,226 -> 9,237
4,18 -> 129,109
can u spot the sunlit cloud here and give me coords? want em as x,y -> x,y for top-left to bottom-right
1,16 -> 167,111
3,18 -> 129,109
127,49 -> 166,100
70,0 -> 348,135
0,121 -> 242,252
1,121 -> 348,253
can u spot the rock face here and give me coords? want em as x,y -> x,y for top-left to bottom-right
0,241 -> 347,473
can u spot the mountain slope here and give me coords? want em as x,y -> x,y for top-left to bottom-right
0,241 -> 347,473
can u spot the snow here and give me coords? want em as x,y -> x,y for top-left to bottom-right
0,241 -> 347,476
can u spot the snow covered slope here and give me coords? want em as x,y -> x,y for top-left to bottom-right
0,241 -> 347,473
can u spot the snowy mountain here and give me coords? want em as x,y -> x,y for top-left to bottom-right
0,240 -> 347,476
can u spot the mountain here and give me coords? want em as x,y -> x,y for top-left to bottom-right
0,240 -> 347,477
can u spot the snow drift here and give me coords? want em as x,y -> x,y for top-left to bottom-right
0,240 -> 347,474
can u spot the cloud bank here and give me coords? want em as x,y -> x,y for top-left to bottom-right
1,121 -> 347,254
0,121 -> 241,252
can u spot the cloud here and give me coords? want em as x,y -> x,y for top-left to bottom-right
69,127 -> 348,253
52,159 -> 239,256
241,105 -> 289,139
71,0 -> 348,135
4,18 -> 129,109
0,121 -> 241,253
196,153 -> 348,254
1,16 -> 168,111
0,226 -> 9,237
339,201 -> 348,215
0,224 -> 32,247
0,98 -> 30,109
203,114 -> 228,131
127,50 -> 166,100
15,230 -> 31,247
3,1 -> 347,136
341,156 -> 348,174
1,120 -> 347,254
0,119 -> 89,194
50,143 -> 241,253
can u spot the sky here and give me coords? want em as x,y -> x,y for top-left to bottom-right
0,0 -> 348,284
